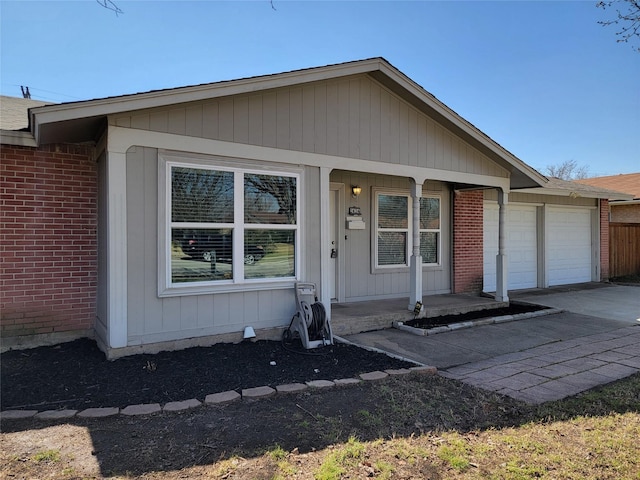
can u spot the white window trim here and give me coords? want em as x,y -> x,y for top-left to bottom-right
371,187 -> 441,274
158,151 -> 302,297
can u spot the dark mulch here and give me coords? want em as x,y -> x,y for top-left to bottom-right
406,302 -> 548,329
1,338 -> 413,411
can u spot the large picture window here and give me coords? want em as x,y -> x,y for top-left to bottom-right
375,191 -> 440,268
168,162 -> 298,287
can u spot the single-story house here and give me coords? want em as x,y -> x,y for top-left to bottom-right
1,58 -> 631,358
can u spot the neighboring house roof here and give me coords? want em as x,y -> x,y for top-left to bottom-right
517,176 -> 633,201
25,57 -> 547,190
0,95 -> 51,130
576,173 -> 640,200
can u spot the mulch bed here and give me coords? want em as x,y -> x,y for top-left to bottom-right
1,338 -> 412,411
2,303 -> 550,412
406,302 -> 548,329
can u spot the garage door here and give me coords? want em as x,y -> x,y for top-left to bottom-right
547,207 -> 592,286
483,203 -> 538,292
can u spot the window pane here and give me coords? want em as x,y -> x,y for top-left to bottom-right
171,228 -> 233,282
420,232 -> 439,264
244,174 -> 297,225
378,195 -> 408,229
244,229 -> 295,279
172,167 -> 234,223
420,197 -> 440,230
378,232 -> 407,266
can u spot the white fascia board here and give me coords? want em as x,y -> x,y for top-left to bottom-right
0,129 -> 37,147
30,59 -> 384,138
515,187 -> 634,201
109,125 -> 511,191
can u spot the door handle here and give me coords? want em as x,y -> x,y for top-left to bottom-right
331,248 -> 337,258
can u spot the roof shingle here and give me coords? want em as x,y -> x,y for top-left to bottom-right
576,173 -> 640,200
0,96 -> 52,131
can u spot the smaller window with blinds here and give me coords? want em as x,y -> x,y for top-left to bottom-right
374,191 -> 441,269
419,196 -> 440,265
376,194 -> 409,266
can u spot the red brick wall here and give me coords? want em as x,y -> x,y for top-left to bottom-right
600,199 -> 610,281
0,143 -> 97,339
453,190 -> 484,293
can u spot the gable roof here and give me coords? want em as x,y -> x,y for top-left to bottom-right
25,58 -> 547,190
575,173 -> 640,200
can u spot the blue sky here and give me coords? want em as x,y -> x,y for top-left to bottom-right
1,0 -> 638,175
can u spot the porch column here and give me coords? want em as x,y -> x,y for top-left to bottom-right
319,167 -> 332,319
409,181 -> 423,311
495,189 -> 509,302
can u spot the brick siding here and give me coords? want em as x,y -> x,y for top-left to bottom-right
600,199 -> 610,281
0,144 -> 97,339
452,190 -> 484,293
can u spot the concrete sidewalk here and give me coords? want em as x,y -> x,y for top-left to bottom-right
344,284 -> 640,404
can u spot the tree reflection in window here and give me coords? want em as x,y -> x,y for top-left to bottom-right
172,167 -> 233,223
244,174 -> 296,225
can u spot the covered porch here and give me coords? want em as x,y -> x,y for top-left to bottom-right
330,293 -> 508,336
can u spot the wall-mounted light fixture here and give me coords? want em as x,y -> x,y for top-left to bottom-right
351,185 -> 362,198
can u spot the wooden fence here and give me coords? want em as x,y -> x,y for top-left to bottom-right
610,223 -> 640,278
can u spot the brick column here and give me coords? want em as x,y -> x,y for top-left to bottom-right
453,190 -> 484,294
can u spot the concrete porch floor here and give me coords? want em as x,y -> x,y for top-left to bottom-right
330,294 -> 508,336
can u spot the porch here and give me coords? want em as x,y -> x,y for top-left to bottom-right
330,294 -> 508,336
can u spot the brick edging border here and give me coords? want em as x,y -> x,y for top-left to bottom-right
0,366 -> 437,421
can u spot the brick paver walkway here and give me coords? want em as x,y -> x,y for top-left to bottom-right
440,325 -> 640,404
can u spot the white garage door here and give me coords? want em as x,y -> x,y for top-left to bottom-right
547,207 -> 592,286
483,203 -> 538,292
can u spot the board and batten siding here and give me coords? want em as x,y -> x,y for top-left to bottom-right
123,146 -> 320,346
112,75 -> 508,179
331,171 -> 451,300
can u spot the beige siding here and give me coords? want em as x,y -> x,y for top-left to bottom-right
124,146 -> 314,346
330,171 -> 451,300
113,75 -> 507,178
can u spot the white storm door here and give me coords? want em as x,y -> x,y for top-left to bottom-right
329,189 -> 338,300
547,207 -> 592,286
328,184 -> 345,303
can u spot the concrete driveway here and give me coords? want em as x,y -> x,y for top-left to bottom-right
513,283 -> 640,323
343,283 -> 640,404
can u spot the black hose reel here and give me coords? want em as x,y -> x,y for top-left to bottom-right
286,283 -> 333,349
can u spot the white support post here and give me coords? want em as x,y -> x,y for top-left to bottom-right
106,150 -> 128,348
495,189 -> 509,303
409,181 -> 423,311
319,167 -> 332,320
